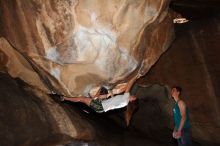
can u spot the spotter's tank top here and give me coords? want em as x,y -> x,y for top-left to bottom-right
173,101 -> 190,129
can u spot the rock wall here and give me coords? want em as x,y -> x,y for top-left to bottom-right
0,73 -> 94,146
0,0 -> 173,96
131,84 -> 173,143
140,15 -> 220,143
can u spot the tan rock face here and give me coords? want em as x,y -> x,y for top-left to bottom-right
0,0 -> 173,96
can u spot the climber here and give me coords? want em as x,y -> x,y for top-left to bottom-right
171,86 -> 192,146
62,74 -> 140,125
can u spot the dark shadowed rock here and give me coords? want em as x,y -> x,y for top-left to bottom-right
0,73 -> 94,146
140,14 -> 220,144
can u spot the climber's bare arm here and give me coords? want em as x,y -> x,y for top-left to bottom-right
104,74 -> 140,96
90,88 -> 108,99
93,88 -> 101,98
112,83 -> 127,95
125,74 -> 139,93
63,96 -> 92,106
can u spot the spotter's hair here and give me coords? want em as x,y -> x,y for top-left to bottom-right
172,86 -> 182,94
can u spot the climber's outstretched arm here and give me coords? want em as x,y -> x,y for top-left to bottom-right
125,74 -> 139,93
